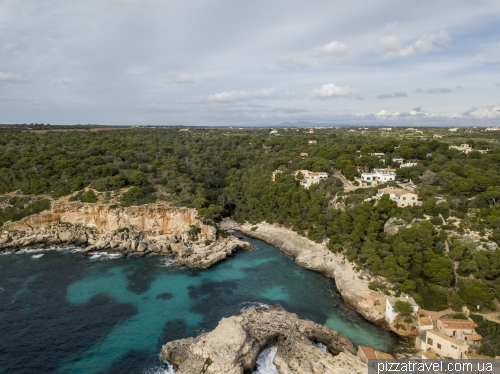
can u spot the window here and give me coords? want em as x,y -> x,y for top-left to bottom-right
412,197 -> 415,200
403,197 -> 406,200
427,338 -> 433,346
366,177 -> 371,180
437,343 -> 441,349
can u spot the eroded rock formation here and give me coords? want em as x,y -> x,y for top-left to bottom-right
0,202 -> 252,268
160,306 -> 366,374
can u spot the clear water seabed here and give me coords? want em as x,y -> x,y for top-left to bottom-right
0,234 -> 398,374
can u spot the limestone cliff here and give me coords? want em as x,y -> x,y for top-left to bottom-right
160,306 -> 366,374
0,202 -> 252,267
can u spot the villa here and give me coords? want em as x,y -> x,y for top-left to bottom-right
361,168 -> 396,186
377,187 -> 421,207
294,170 -> 327,188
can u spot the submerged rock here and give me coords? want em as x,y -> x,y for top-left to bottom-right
160,306 -> 365,374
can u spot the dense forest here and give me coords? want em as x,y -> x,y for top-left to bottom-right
1,125 -> 500,350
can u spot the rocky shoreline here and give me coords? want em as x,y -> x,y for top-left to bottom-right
160,305 -> 367,374
220,220 -> 388,325
0,202 -> 253,268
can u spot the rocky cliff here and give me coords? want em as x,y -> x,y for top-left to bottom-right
160,306 -> 366,374
0,202 -> 252,268
220,220 -> 387,324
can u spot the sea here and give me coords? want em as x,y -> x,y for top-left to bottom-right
0,233 -> 398,374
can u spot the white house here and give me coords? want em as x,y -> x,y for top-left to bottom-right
449,144 -> 473,154
385,296 -> 419,324
377,187 -> 421,207
400,162 -> 418,168
361,168 -> 396,186
392,158 -> 404,164
308,140 -> 317,144
294,170 -> 328,188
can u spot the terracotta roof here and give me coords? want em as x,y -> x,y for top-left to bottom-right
375,351 -> 394,359
438,318 -> 476,330
418,317 -> 433,326
359,346 -> 377,360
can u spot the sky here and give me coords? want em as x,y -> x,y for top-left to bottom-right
0,0 -> 499,126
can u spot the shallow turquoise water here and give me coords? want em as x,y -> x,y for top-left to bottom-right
0,234 -> 397,373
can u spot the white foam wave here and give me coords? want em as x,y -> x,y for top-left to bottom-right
31,254 -> 44,259
160,257 -> 176,267
239,301 -> 271,313
15,246 -> 84,255
89,252 -> 122,261
315,342 -> 329,353
253,346 -> 278,374
0,251 -> 12,255
0,287 -> 5,294
143,363 -> 176,374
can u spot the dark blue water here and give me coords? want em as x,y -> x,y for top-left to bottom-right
0,235 -> 397,374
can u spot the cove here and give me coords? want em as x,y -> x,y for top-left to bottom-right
0,234 -> 398,374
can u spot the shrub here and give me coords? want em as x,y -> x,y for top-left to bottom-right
80,190 -> 97,203
393,300 -> 414,315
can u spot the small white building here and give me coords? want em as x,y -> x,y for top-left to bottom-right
377,187 -> 421,207
361,168 -> 396,186
485,127 -> 499,131
448,127 -> 459,132
449,144 -> 473,154
400,162 -> 418,168
294,170 -> 328,188
308,140 -> 317,144
385,296 -> 419,324
417,315 -> 434,333
392,158 -> 404,164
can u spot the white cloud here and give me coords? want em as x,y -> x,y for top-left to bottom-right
309,83 -> 358,99
378,36 -> 416,57
464,104 -> 500,120
187,89 -> 276,104
166,73 -> 194,85
278,55 -> 318,70
393,91 -> 407,97
414,31 -> 450,53
0,72 -> 28,87
378,29 -> 449,58
313,41 -> 348,57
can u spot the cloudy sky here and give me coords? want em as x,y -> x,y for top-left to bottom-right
1,0 -> 499,126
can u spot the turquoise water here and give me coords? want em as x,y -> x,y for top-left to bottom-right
0,234 -> 397,373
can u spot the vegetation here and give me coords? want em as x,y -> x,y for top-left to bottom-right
0,125 -> 499,314
470,314 -> 500,357
393,300 -> 414,315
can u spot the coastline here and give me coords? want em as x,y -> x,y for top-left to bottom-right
220,220 -> 388,325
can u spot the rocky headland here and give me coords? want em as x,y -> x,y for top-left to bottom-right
160,305 -> 366,374
220,220 -> 387,325
0,202 -> 252,268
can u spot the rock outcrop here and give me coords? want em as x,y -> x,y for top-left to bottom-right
220,221 -> 386,324
160,306 -> 366,374
0,202 -> 252,267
